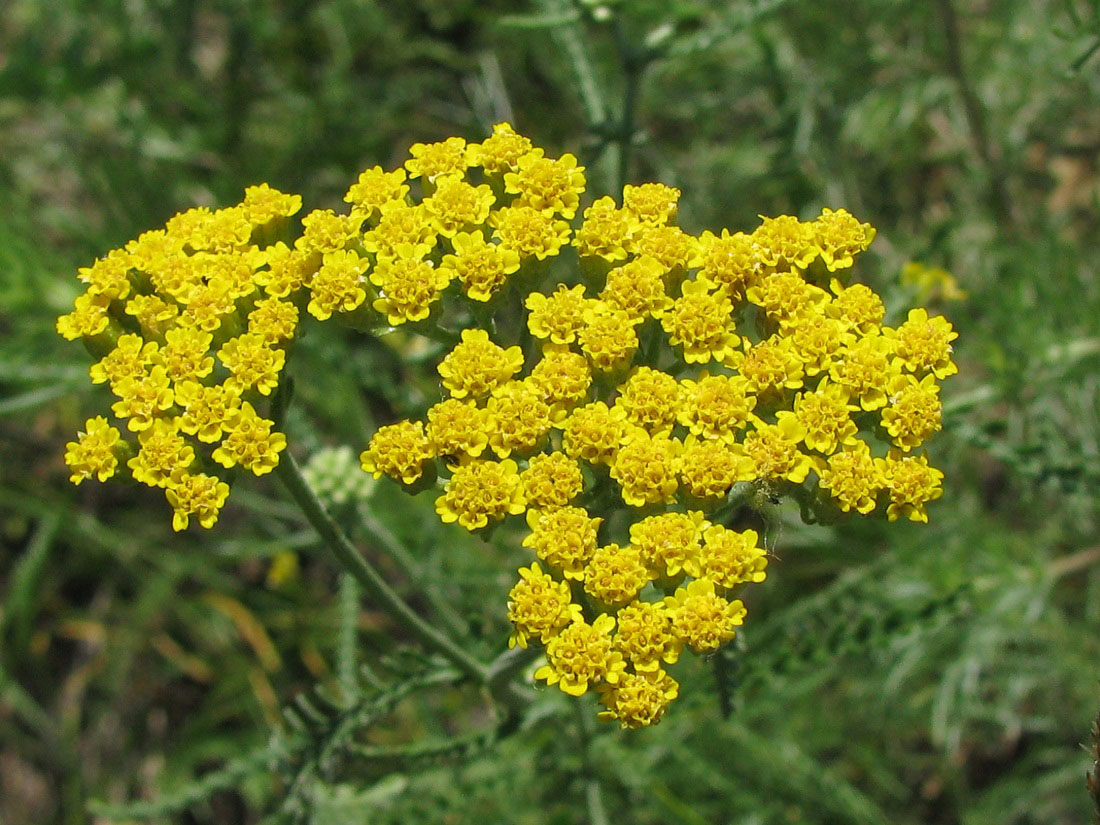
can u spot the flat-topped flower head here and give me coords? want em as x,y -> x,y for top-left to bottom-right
241,183 -> 302,226
257,242 -> 314,298
615,367 -> 681,435
344,166 -> 409,219
299,208 -> 362,255
125,294 -> 178,336
600,256 -> 672,321
794,381 -> 859,454
747,270 -> 829,325
812,207 -> 876,271
159,326 -> 215,383
583,543 -> 651,607
90,334 -> 160,389
166,471 -> 230,531
360,420 -> 434,485
597,669 -> 679,729
128,417 -> 194,487
613,601 -> 680,672
526,284 -> 591,345
878,450 -> 944,522
534,614 -> 624,697
217,334 -> 285,396
829,333 -> 898,410
578,303 -> 640,372
889,308 -> 958,378
212,402 -> 287,476
505,150 -> 586,219
247,296 -> 299,345
78,249 -> 132,301
574,196 -> 637,261
562,401 -> 631,465
787,313 -> 848,377
742,412 -> 813,484
623,183 -> 680,226
437,329 -> 524,399
737,335 -> 805,395
424,175 -> 495,236
405,136 -> 469,182
881,373 -> 942,450
468,122 -> 533,175
370,257 -> 451,326
662,279 -> 739,364
629,510 -> 706,579
816,440 -> 882,514
507,563 -> 583,649
490,205 -> 571,260
308,249 -> 368,320
695,525 -> 767,589
110,366 -> 174,432
435,458 -> 526,531
441,230 -> 520,302
176,381 -> 241,443
65,417 -> 122,485
677,373 -> 756,442
697,229 -> 758,296
829,280 -> 885,331
520,452 -> 584,508
523,506 -> 602,580
426,398 -> 490,458
527,347 -> 592,411
630,224 -> 701,271
752,214 -> 817,272
362,201 -> 437,260
487,381 -> 552,457
611,430 -> 681,507
664,578 -> 746,654
679,437 -> 753,500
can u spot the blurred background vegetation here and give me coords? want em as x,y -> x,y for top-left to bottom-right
2,0 -> 1100,822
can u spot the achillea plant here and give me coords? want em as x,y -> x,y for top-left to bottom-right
59,124 -> 957,727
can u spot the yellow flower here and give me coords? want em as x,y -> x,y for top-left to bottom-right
424,175 -> 495,237
583,543 -> 651,607
160,326 -> 215,383
467,122 -> 533,175
65,416 -> 122,484
888,308 -> 959,378
793,381 -> 859,454
362,202 -> 437,260
299,208 -> 363,255
787,313 -> 849,377
360,420 -> 434,485
597,669 -> 679,729
578,302 -> 640,372
677,373 -> 756,442
126,228 -> 183,270
110,366 -> 175,432
623,182 -> 680,226
611,430 -> 681,507
89,334 -> 160,389
490,205 -> 571,260
520,452 -> 584,508
77,249 -> 132,301
217,334 -> 285,396
697,229 -> 759,297
600,256 -> 672,321
811,207 -> 876,271
437,328 -> 524,399
525,284 -> 591,345
523,506 -> 602,580
661,280 -> 739,364
247,296 -> 299,344
308,249 -> 368,320
435,457 -> 526,530
736,336 -> 805,394
125,293 -> 178,336
181,280 -> 236,332
526,346 -> 592,413
629,510 -> 706,578
816,440 -> 882,515
405,136 -> 469,182
504,150 -> 586,219
829,332 -> 898,410
507,562 -> 583,649
176,381 -> 242,443
562,401 -> 631,465
695,525 -> 767,588
212,402 -> 287,476
828,280 -> 885,331
370,257 -> 451,326
880,373 -> 942,450
679,436 -> 754,500
165,471 -> 230,531
629,224 -> 701,271
613,601 -> 680,672
615,367 -> 681,435
664,578 -> 746,653
241,183 -> 302,226
344,166 -> 409,219
752,214 -> 816,272
256,242 -> 315,298
877,450 -> 944,522
128,417 -> 195,487
426,398 -> 490,458
487,381 -> 552,458
746,271 -> 829,325
573,196 -> 637,261
741,412 -> 813,483
187,206 -> 252,253
440,230 -> 520,302
534,614 -> 624,697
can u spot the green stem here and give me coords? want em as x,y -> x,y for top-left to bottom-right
276,450 -> 489,685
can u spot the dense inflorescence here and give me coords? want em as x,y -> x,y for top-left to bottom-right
60,124 -> 957,727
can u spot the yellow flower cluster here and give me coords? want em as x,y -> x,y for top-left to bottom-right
61,126 -> 957,726
350,127 -> 957,727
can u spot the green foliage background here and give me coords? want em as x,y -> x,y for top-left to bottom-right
2,0 -> 1099,823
